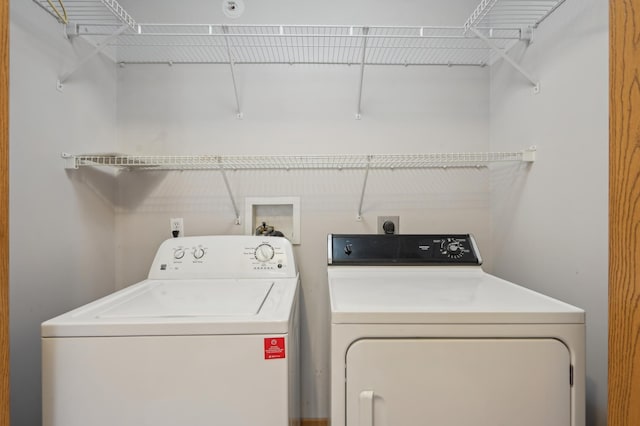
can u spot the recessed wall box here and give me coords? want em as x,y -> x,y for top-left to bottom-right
244,197 -> 301,245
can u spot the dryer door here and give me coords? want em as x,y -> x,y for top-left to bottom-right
346,338 -> 571,426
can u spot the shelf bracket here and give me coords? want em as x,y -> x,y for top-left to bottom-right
61,152 -> 78,169
218,158 -> 241,225
222,25 -> 243,119
57,25 -> 129,92
356,156 -> 371,220
468,27 -> 540,94
355,27 -> 369,120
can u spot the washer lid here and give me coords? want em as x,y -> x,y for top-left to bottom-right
328,266 -> 584,324
97,280 -> 273,318
42,278 -> 298,337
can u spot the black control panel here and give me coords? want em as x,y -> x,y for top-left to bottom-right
328,234 -> 482,265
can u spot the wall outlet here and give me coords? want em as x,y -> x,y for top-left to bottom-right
170,218 -> 184,238
377,216 -> 399,234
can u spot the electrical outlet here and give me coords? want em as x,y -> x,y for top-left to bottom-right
377,216 -> 399,235
170,218 -> 184,238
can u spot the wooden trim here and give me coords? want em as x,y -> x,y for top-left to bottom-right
609,0 -> 640,425
0,0 -> 9,423
301,420 -> 328,426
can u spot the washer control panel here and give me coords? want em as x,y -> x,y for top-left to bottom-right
328,234 -> 482,265
148,236 -> 296,279
243,241 -> 289,271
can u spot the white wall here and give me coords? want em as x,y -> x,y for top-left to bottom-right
9,2 -> 119,425
10,0 -> 610,425
489,1 -> 608,425
115,0 -> 486,419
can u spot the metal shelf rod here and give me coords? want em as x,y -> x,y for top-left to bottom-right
357,156 -> 372,221
218,158 -> 241,225
355,27 -> 369,120
222,25 -> 243,119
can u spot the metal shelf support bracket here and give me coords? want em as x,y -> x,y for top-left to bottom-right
222,26 -> 244,119
468,27 -> 540,94
57,25 -> 130,92
523,146 -> 537,162
218,158 -> 242,225
61,152 -> 78,169
355,27 -> 369,120
356,156 -> 372,220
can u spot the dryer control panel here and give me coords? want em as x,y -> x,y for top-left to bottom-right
328,234 -> 482,265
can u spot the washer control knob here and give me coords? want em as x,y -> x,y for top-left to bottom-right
344,244 -> 353,256
193,248 -> 205,259
255,243 -> 275,262
173,249 -> 185,260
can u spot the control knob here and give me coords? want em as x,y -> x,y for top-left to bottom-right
446,241 -> 462,255
193,248 -> 205,259
441,238 -> 465,258
173,249 -> 185,260
255,243 -> 275,262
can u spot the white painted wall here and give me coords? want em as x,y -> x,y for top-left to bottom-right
489,1 -> 608,425
9,2 -> 118,425
114,0 -> 486,419
9,0 -> 609,425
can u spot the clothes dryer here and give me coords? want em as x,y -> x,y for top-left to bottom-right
328,234 -> 584,426
42,235 -> 300,426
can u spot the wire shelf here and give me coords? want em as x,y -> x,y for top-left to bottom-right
62,151 -> 534,171
32,0 -> 567,66
465,0 -> 567,31
33,0 -> 136,30
97,25 -> 519,66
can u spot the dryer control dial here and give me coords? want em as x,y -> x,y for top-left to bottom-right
441,238 -> 465,259
254,243 -> 275,262
173,248 -> 186,260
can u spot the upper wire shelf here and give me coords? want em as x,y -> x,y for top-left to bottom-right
464,0 -> 567,31
62,151 -> 536,171
33,0 -> 136,30
90,25 -> 521,66
32,0 -> 566,67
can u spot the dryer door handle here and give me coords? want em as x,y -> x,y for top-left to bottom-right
359,390 -> 375,426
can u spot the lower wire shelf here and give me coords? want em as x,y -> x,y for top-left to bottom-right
62,149 -> 535,222
62,149 -> 536,171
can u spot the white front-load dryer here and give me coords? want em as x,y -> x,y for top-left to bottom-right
328,234 -> 585,426
42,235 -> 300,426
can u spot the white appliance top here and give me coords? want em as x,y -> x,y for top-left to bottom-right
328,266 -> 584,324
42,235 -> 299,337
327,234 -> 584,324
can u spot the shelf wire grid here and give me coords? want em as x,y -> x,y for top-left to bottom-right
465,0 -> 567,31
33,0 -> 566,66
66,152 -> 527,171
33,0 -> 136,30
91,25 -> 521,66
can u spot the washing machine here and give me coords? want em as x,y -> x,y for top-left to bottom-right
42,235 -> 300,426
328,234 -> 585,426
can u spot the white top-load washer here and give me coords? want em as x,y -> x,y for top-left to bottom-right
42,235 -> 300,426
328,234 -> 585,426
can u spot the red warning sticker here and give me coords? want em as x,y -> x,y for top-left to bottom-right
264,337 -> 286,360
